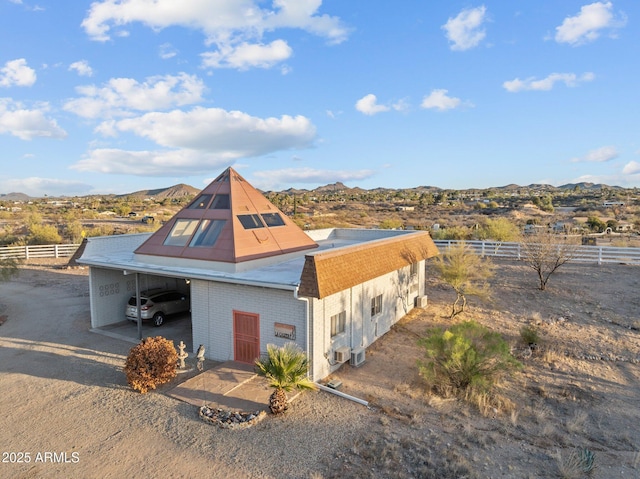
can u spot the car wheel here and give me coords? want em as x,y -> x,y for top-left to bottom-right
153,312 -> 165,327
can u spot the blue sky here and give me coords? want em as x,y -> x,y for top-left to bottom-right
1,1 -> 639,197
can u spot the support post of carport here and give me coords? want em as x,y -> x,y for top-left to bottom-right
135,272 -> 142,340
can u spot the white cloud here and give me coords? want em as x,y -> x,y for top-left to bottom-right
63,73 -> 205,119
0,177 -> 92,197
503,72 -> 594,92
71,149 -> 234,176
0,99 -> 67,140
159,43 -> 178,60
442,5 -> 487,51
81,0 -> 349,70
355,94 -> 390,116
571,146 -> 618,163
114,107 -> 315,151
69,60 -> 93,77
622,161 -> 640,175
72,107 -> 316,176
0,59 -> 36,87
251,167 -> 375,190
555,2 -> 627,46
420,89 -> 462,111
201,40 -> 293,70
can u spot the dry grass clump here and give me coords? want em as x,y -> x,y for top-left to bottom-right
124,336 -> 178,393
566,411 -> 589,435
555,447 -> 596,478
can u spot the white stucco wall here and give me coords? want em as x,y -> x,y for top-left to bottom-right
309,260 -> 424,380
88,268 -> 132,328
190,280 -> 306,363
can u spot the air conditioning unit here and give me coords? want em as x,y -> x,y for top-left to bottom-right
350,347 -> 366,367
415,295 -> 428,308
334,347 -> 351,363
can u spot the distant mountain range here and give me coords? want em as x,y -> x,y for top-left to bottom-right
0,181 -> 629,202
118,183 -> 200,199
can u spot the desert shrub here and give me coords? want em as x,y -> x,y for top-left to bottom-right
519,324 -> 540,347
556,447 -> 596,478
418,321 -> 521,399
0,257 -> 20,281
124,336 -> 178,393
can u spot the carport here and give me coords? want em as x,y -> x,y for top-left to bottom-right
83,255 -> 194,350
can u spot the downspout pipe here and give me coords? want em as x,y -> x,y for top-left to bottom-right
316,383 -> 369,407
294,287 -> 311,380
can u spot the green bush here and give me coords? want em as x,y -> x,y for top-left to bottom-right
519,324 -> 540,347
124,336 -> 178,393
418,321 -> 521,397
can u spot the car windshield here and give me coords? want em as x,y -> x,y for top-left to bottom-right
127,297 -> 148,306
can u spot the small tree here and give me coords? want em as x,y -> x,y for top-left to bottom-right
586,216 -> 606,232
255,343 -> 316,414
521,233 -> 577,291
124,336 -> 178,393
475,217 -> 521,242
433,242 -> 494,318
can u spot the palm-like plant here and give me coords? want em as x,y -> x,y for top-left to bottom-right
254,342 -> 316,414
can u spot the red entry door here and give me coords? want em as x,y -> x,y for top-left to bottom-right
233,311 -> 260,364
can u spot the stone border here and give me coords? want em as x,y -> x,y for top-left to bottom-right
199,406 -> 267,429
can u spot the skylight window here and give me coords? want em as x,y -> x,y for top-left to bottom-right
210,194 -> 230,209
188,194 -> 212,209
190,220 -> 226,247
163,219 -> 199,246
261,213 -> 285,227
237,214 -> 265,229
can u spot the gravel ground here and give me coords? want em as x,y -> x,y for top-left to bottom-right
0,260 -> 378,479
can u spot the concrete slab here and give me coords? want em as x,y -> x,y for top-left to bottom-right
168,361 -> 273,413
91,313 -> 193,351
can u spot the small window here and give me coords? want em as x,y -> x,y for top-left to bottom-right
210,194 -> 230,209
189,219 -> 225,247
164,219 -> 199,246
370,294 -> 382,317
331,311 -> 346,337
188,194 -> 212,209
238,214 -> 265,229
261,213 -> 285,227
410,262 -> 419,277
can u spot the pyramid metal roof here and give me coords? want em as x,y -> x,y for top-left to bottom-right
134,167 -> 318,264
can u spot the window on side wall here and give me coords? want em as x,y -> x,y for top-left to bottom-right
330,311 -> 346,337
410,262 -> 419,277
370,294 -> 382,317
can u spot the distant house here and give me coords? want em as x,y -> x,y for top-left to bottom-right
524,224 -> 546,234
396,205 -> 415,212
79,167 -> 439,381
615,223 -> 634,232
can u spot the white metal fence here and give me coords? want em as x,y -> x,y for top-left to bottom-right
433,240 -> 640,266
2,241 -> 639,266
0,244 -> 81,260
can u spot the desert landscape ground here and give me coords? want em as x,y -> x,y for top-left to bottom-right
1,257 -> 639,478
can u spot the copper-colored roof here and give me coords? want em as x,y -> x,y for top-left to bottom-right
298,231 -> 439,299
135,167 -> 318,263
